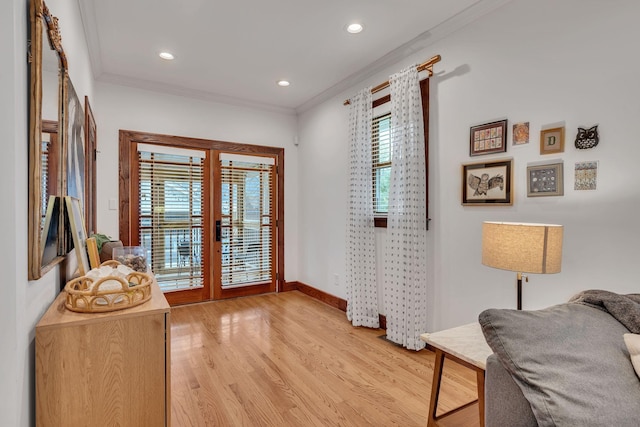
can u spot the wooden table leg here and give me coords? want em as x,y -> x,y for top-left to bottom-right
477,368 -> 485,427
428,349 -> 445,427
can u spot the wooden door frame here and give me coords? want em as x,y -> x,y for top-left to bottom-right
119,129 -> 285,304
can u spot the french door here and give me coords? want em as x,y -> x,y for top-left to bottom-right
120,131 -> 282,306
214,152 -> 277,299
134,143 -> 210,305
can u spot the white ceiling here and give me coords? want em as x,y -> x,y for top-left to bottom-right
78,0 -> 505,113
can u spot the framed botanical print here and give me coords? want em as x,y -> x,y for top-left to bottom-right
470,120 -> 508,156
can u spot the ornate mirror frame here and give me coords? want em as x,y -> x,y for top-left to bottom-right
28,0 -> 67,280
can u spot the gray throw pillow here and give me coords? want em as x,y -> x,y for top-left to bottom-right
480,303 -> 640,427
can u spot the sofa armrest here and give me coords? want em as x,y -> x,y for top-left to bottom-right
485,354 -> 537,427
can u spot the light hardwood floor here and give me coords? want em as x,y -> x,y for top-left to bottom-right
171,291 -> 479,426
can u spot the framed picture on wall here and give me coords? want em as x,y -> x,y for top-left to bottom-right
469,119 -> 508,156
527,161 -> 564,197
540,127 -> 565,155
462,158 -> 513,205
66,78 -> 86,221
84,96 -> 97,235
512,122 -> 530,145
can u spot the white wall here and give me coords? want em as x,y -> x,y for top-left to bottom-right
4,1 -> 639,423
0,1 -> 95,426
298,0 -> 640,331
94,82 -> 300,280
0,2 -> 25,425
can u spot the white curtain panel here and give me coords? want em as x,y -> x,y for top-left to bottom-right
345,87 -> 379,328
384,65 -> 428,350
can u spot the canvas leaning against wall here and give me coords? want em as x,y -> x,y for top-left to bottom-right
66,78 -> 86,221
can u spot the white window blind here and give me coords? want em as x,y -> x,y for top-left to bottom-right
372,113 -> 391,214
137,144 -> 205,292
220,156 -> 275,288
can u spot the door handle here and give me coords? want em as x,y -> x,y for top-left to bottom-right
215,220 -> 221,242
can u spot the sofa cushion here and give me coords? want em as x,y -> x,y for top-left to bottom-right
624,333 -> 640,378
479,303 -> 640,427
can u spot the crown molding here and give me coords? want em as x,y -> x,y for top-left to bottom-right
77,0 -> 103,80
78,0 -> 512,115
98,72 -> 297,116
295,0 -> 513,114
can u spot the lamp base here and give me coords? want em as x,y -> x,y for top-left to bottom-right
517,274 -> 522,310
516,272 -> 528,310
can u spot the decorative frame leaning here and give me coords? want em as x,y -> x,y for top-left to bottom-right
462,158 -> 513,205
65,196 -> 90,276
66,78 -> 86,224
540,127 -> 565,155
470,119 -> 508,156
527,161 -> 564,197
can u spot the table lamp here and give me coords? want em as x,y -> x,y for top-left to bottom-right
482,221 -> 563,310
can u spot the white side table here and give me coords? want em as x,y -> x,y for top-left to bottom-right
420,323 -> 493,427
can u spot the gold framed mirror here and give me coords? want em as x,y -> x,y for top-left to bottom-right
28,0 -> 67,280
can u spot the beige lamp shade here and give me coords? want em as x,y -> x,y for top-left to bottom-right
482,222 -> 563,274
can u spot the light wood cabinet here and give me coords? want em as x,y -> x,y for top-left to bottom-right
36,281 -> 171,427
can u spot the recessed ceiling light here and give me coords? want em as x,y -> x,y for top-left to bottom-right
346,23 -> 363,34
277,80 -> 290,87
159,52 -> 174,60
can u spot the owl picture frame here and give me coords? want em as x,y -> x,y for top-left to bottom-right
575,125 -> 599,149
462,158 -> 513,205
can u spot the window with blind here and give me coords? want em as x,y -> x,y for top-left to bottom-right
372,113 -> 391,214
371,78 -> 430,227
137,143 -> 205,292
220,154 -> 275,289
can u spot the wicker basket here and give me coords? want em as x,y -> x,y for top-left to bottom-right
64,260 -> 153,313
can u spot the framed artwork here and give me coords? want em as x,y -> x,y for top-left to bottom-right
575,125 -> 599,149
540,127 -> 565,155
85,95 -> 97,235
40,195 -> 61,266
86,236 -> 100,269
512,122 -> 530,145
575,161 -> 598,190
527,161 -> 564,197
66,78 -> 86,222
65,196 -> 91,276
462,158 -> 513,205
470,119 -> 508,156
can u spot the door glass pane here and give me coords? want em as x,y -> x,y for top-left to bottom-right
220,157 -> 274,289
138,147 -> 205,292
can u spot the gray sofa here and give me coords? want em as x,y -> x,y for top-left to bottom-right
480,291 -> 640,427
485,354 -> 536,426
